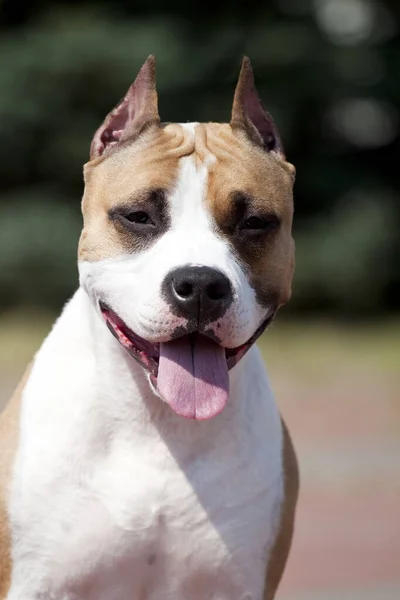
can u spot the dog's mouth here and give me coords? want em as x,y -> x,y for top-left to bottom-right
100,302 -> 274,420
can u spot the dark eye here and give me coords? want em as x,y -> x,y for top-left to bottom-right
124,211 -> 151,225
242,215 -> 280,232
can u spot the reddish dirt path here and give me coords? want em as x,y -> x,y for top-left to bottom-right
273,366 -> 400,599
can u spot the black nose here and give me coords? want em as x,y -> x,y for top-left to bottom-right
163,266 -> 233,322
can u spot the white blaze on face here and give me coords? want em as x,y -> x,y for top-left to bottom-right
79,123 -> 266,352
78,123 -> 276,419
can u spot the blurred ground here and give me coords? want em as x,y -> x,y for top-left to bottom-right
1,314 -> 399,599
261,323 -> 400,600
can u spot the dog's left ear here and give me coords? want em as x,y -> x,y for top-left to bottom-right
90,55 -> 159,159
231,56 -> 284,156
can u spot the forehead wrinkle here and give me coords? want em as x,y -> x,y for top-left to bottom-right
202,124 -> 245,164
192,124 -> 217,169
165,123 -> 240,171
202,124 -> 295,183
163,124 -> 195,158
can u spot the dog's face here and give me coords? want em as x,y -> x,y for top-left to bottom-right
78,56 -> 295,420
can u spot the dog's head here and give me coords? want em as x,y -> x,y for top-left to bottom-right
79,56 -> 295,420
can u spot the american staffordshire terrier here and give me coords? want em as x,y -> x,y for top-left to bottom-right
0,56 -> 298,600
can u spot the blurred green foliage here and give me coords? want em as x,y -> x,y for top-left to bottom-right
0,0 -> 399,315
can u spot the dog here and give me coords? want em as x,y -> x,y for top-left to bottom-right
0,56 -> 298,600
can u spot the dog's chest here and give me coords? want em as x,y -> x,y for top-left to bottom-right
37,427 -> 282,600
9,313 -> 284,600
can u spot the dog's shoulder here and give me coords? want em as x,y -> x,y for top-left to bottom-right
263,416 -> 299,600
0,364 -> 31,599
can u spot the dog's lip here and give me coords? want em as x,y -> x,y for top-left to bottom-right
100,303 -> 159,357
99,301 -> 275,375
99,301 -> 160,378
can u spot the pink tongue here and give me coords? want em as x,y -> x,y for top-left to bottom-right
157,335 -> 229,420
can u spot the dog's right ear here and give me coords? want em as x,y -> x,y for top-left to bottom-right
90,55 -> 159,160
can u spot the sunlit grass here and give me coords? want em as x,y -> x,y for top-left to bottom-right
0,310 -> 56,368
259,319 -> 400,375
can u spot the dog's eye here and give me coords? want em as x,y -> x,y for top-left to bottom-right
243,216 -> 267,229
242,215 -> 280,231
110,209 -> 156,232
124,211 -> 151,224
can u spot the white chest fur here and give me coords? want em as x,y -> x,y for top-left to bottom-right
7,290 -> 284,600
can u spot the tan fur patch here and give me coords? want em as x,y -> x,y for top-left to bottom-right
0,365 -> 31,599
263,418 -> 299,600
200,123 -> 295,309
79,125 -> 195,262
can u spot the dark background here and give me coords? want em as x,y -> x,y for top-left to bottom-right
0,0 -> 399,316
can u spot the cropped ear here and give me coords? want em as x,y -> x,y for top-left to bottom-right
90,55 -> 159,159
231,56 -> 284,156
